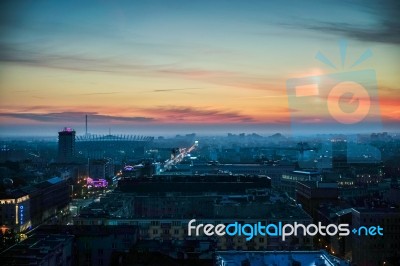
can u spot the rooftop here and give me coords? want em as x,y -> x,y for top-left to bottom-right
0,234 -> 74,264
216,250 -> 349,266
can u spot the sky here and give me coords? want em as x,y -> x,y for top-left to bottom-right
0,0 -> 399,136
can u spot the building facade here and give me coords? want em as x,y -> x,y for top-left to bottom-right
58,127 -> 76,163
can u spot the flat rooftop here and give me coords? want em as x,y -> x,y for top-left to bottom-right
216,250 -> 349,266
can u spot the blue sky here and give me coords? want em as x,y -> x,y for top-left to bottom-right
0,0 -> 399,136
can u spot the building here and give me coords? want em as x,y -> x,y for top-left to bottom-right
280,170 -> 323,198
332,139 -> 347,169
189,162 -> 295,187
351,208 -> 400,266
118,174 -> 271,194
88,159 -> 114,180
73,187 -> 313,252
215,250 -> 350,266
339,180 -> 391,200
0,234 -> 74,265
33,225 -> 138,266
0,225 -> 138,266
0,191 -> 31,233
120,160 -> 156,179
58,127 -> 76,163
330,208 -> 353,260
387,178 -> 400,204
75,134 -> 153,161
0,177 -> 71,233
296,181 -> 339,221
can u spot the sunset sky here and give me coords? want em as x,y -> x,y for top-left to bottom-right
0,0 -> 399,136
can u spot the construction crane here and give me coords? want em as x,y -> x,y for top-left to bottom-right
164,141 -> 199,170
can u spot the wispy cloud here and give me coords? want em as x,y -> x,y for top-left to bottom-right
0,41 -> 282,93
0,112 -> 155,123
0,105 -> 258,124
140,106 -> 256,123
79,92 -> 121,96
299,21 -> 400,45
152,88 -> 203,93
277,1 -> 400,45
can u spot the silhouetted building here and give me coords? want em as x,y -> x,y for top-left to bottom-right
58,127 -> 76,163
88,159 -> 114,180
352,208 -> 400,266
118,174 -> 271,194
296,181 -> 339,221
330,208 -> 353,260
0,234 -> 73,265
332,139 -> 347,169
0,225 -> 138,266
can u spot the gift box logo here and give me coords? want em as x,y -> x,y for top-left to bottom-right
287,40 -> 381,133
286,41 -> 381,167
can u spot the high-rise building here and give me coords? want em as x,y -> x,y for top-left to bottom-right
332,139 -> 347,169
58,127 -> 76,163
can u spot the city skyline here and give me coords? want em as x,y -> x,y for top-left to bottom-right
0,0 -> 399,136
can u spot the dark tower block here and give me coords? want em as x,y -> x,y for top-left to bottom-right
58,127 -> 76,163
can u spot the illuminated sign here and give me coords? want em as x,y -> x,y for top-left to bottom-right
87,177 -> 108,188
124,165 -> 134,171
19,205 -> 24,225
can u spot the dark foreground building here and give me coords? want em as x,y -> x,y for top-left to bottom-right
0,177 -> 70,233
0,225 -> 138,266
215,250 -> 349,265
74,174 -> 313,255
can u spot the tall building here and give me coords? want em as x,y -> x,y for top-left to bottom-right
332,139 -> 347,169
351,208 -> 400,266
58,127 -> 76,163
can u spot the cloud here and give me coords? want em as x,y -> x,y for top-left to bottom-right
141,106 -> 256,123
301,21 -> 400,45
0,41 -> 281,92
152,88 -> 203,93
278,0 -> 400,45
79,92 -> 121,96
0,111 -> 155,123
0,106 -> 257,124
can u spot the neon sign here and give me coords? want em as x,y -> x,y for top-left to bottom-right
124,165 -> 134,171
87,177 -> 108,188
19,205 -> 24,225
